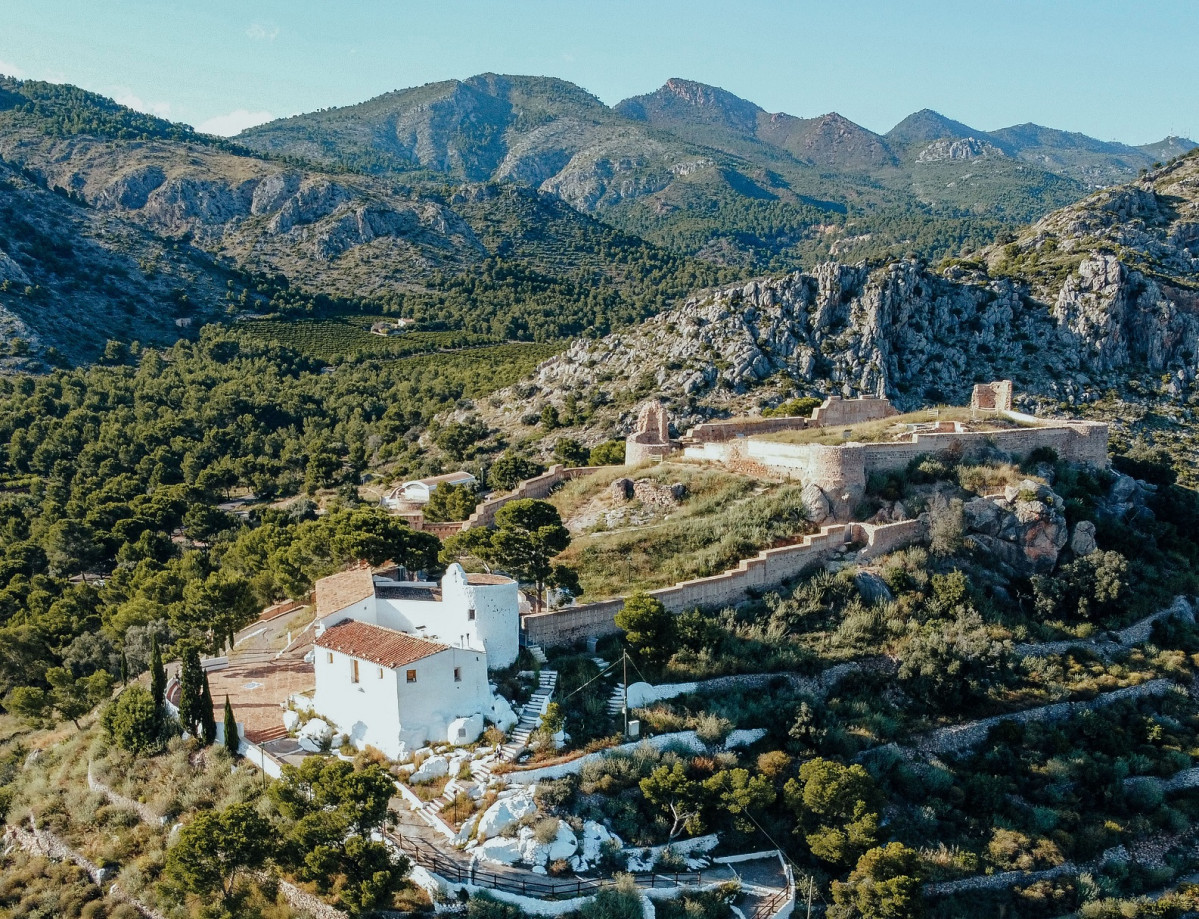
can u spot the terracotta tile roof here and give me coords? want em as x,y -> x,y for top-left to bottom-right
465,573 -> 514,585
314,564 -> 375,618
315,619 -> 449,668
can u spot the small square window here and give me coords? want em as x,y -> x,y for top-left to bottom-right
406,669 -> 417,683
454,667 -> 462,682
468,608 -> 476,621
458,727 -> 467,738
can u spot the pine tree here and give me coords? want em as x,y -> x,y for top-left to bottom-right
150,636 -> 166,710
223,697 -> 239,759
200,671 -> 217,746
178,645 -> 204,737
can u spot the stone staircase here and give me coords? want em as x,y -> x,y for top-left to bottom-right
527,644 -> 549,665
607,685 -> 625,716
426,776 -> 477,816
495,669 -> 558,764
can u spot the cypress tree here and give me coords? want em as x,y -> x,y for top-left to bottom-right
199,671 -> 217,746
223,696 -> 239,759
150,636 -> 166,710
178,645 -> 203,737
119,650 -> 129,687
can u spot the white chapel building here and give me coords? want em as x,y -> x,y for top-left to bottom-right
310,562 -> 521,757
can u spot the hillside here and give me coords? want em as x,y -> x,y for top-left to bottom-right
239,74 -> 1194,268
0,157 -> 240,367
0,76 -> 742,359
464,150 -> 1199,448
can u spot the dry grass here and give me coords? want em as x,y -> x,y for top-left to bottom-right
758,406 -> 1020,446
552,464 -> 814,598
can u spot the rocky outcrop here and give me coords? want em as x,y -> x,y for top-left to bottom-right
963,481 -> 1069,575
916,137 -> 1003,163
467,152 -> 1199,440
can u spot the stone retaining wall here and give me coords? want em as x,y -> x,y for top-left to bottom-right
463,465 -> 601,531
523,519 -> 925,647
911,678 -> 1180,755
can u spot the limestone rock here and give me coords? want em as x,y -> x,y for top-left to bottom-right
476,789 -> 537,841
447,714 -> 484,746
803,483 -> 832,524
297,718 -> 333,753
572,821 -> 623,872
409,755 -> 450,784
1070,520 -> 1098,556
964,483 -> 1069,575
854,571 -> 894,604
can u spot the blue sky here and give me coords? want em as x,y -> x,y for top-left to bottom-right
1,0 -> 1196,143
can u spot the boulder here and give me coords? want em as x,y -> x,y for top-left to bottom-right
964,484 -> 1069,575
854,571 -> 894,604
409,755 -> 449,784
476,789 -> 538,840
297,718 -> 332,752
489,696 -> 518,733
1070,520 -> 1098,557
802,483 -> 832,524
447,714 -> 484,746
546,822 -> 579,862
282,710 -> 300,732
475,837 -> 522,866
572,821 -> 623,872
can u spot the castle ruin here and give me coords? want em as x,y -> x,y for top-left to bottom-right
646,384 -> 1108,521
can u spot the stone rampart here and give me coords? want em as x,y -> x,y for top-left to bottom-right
811,396 -> 897,427
462,465 -> 600,531
684,416 -> 814,443
522,519 -> 925,646
731,420 -> 1108,514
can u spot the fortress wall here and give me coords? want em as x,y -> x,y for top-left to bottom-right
522,518 -> 929,647
851,518 -> 929,559
812,396 -> 897,427
522,525 -> 851,646
858,424 -> 1108,476
463,465 -> 600,530
686,416 -> 813,443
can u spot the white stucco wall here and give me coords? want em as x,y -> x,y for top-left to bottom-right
372,565 -> 520,670
314,646 -> 403,756
313,645 -> 492,758
396,646 -> 492,749
448,567 -> 520,669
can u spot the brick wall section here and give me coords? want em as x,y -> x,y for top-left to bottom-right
522,519 -> 925,646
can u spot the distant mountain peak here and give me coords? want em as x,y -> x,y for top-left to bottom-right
886,109 -> 985,147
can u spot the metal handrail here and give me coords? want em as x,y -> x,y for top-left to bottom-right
387,830 -> 708,899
